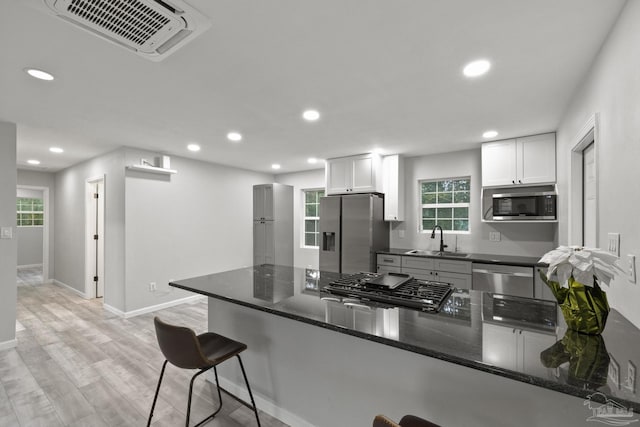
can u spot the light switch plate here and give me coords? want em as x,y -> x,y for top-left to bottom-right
398,230 -> 405,238
628,254 -> 637,284
489,231 -> 501,242
0,227 -> 12,239
626,361 -> 636,393
608,233 -> 620,256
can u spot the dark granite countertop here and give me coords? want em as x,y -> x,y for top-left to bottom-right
378,247 -> 545,267
170,264 -> 640,412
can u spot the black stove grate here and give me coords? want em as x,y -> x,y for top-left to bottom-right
323,272 -> 453,313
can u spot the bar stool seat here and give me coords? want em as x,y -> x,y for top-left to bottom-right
373,414 -> 441,427
147,316 -> 261,427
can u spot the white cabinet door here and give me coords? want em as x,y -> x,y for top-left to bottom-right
326,153 -> 381,194
326,158 -> 351,194
253,184 -> 274,220
521,329 -> 556,376
481,139 -> 517,187
482,323 -> 519,370
382,155 -> 404,221
517,134 -> 556,185
253,221 -> 275,265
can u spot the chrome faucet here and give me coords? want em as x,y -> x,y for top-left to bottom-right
430,225 -> 448,253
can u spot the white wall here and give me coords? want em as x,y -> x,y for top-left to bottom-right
123,148 -> 273,312
275,169 -> 325,269
391,149 -> 556,257
55,149 -> 126,309
0,122 -> 17,347
557,0 -> 640,326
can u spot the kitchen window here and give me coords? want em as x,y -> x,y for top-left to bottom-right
419,178 -> 470,233
17,197 -> 44,227
303,189 -> 324,247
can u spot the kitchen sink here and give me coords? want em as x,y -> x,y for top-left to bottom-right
404,249 -> 471,258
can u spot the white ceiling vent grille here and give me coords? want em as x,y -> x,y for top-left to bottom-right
38,0 -> 211,61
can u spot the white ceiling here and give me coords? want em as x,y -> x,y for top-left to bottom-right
0,0 -> 627,173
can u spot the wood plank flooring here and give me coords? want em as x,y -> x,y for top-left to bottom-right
2,269 -> 289,427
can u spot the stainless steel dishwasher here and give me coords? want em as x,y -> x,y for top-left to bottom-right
472,263 -> 534,298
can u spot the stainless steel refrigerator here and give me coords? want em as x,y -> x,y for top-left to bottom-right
319,193 -> 389,274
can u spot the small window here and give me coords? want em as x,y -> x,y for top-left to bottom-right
17,197 -> 44,227
419,178 -> 470,233
303,189 -> 324,247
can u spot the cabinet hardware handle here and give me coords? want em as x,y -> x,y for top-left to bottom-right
518,180 -> 522,184
383,258 -> 394,263
512,180 -> 515,184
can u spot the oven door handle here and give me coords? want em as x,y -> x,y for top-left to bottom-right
472,269 -> 533,278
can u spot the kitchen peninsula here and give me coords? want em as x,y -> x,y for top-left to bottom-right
170,265 -> 640,427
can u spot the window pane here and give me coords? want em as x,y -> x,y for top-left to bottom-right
437,208 -> 453,219
305,204 -> 319,217
422,182 -> 436,193
437,180 -> 454,192
454,191 -> 470,203
454,179 -> 470,191
305,191 -> 315,203
33,202 -> 44,212
437,192 -> 452,203
33,215 -> 43,226
438,219 -> 452,230
422,193 -> 436,204
454,220 -> 469,231
305,233 -> 316,246
453,207 -> 468,219
305,220 -> 316,233
422,219 -> 436,230
422,208 -> 436,219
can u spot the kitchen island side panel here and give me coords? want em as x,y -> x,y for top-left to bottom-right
207,298 -> 591,427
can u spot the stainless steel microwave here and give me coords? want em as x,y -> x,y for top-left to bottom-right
492,191 -> 557,220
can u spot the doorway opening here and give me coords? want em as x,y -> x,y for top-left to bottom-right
570,113 -> 598,247
16,186 -> 50,285
85,177 -> 105,299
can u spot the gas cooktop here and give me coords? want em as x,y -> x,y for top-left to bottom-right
323,272 -> 454,313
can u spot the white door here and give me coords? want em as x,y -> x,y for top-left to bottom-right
86,178 -> 105,299
583,142 -> 597,247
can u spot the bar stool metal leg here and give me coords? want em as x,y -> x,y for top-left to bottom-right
187,366 -> 223,427
237,355 -> 261,427
147,360 -> 168,427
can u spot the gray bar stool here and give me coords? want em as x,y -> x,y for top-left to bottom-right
147,316 -> 261,427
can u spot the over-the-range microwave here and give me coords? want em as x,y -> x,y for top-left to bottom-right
492,191 -> 557,221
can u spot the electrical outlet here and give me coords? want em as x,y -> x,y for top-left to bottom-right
149,282 -> 157,292
608,233 -> 620,256
489,231 -> 501,242
629,254 -> 637,284
0,227 -> 12,239
399,230 -> 405,238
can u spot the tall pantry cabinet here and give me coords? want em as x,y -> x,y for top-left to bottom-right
253,183 -> 293,266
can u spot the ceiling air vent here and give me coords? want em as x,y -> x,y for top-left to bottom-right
38,0 -> 211,61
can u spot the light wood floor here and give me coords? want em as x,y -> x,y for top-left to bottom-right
1,268 -> 288,427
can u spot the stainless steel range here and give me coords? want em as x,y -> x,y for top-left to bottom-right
323,272 -> 454,313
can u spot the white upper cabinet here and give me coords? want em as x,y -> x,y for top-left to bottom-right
325,153 -> 382,195
382,154 -> 405,221
253,184 -> 274,220
481,133 -> 556,187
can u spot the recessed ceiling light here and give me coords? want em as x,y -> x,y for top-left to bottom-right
227,132 -> 242,142
307,158 -> 318,164
482,130 -> 498,139
302,109 -> 320,121
49,147 -> 64,153
271,164 -> 281,170
27,159 -> 41,165
463,60 -> 491,77
187,143 -> 201,152
25,68 -> 55,81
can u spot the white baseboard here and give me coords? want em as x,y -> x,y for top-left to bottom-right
52,279 -> 90,299
0,339 -> 17,351
17,263 -> 43,270
213,375 -> 314,427
104,295 -> 206,319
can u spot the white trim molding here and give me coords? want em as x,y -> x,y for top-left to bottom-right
53,280 -> 91,299
568,112 -> 600,246
0,339 -> 17,351
104,295 -> 206,319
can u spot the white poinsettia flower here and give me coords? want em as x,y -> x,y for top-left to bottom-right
538,246 -> 625,288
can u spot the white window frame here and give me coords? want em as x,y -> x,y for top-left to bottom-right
418,177 -> 471,234
302,188 -> 324,248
